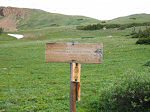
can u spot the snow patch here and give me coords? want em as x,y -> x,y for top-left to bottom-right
107,35 -> 113,37
8,34 -> 24,39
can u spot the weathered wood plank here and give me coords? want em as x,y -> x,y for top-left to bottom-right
70,63 -> 77,112
71,63 -> 81,82
70,63 -> 81,101
46,42 -> 103,64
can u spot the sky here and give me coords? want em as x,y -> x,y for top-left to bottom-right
0,0 -> 150,20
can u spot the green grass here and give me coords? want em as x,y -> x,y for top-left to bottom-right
0,33 -> 17,42
107,13 -> 150,24
0,26 -> 150,111
17,9 -> 100,30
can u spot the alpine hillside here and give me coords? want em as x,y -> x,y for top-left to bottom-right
0,6 -> 100,31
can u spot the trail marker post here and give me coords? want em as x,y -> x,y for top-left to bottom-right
46,42 -> 103,112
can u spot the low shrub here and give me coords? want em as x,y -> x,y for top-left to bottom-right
101,21 -> 106,23
105,24 -> 121,29
76,22 -> 150,30
81,36 -> 95,39
144,61 -> 150,67
132,28 -> 150,38
50,23 -> 59,26
136,37 -> 150,45
76,23 -> 120,30
97,74 -> 150,112
129,17 -> 136,20
0,27 -> 4,35
118,26 -> 126,30
131,28 -> 150,44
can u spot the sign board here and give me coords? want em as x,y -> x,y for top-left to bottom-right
46,42 -> 103,64
45,42 -> 103,112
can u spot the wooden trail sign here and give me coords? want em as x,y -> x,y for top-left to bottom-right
46,42 -> 103,64
46,42 -> 103,112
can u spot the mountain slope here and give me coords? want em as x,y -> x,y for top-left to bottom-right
0,7 -> 30,31
0,7 -> 100,31
107,13 -> 150,24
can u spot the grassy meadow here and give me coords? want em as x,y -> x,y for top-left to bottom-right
0,26 -> 150,111
107,13 -> 150,24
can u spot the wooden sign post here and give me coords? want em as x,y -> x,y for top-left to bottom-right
46,42 -> 103,112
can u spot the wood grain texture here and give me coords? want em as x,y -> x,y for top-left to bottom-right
71,63 -> 81,82
70,63 -> 78,112
70,82 -> 77,112
46,42 -> 103,64
70,63 -> 81,101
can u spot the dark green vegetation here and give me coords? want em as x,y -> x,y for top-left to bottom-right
0,27 -> 3,35
136,37 -> 150,45
144,61 -> 150,67
76,22 -> 150,30
77,14 -> 150,31
131,28 -> 150,45
96,74 -> 150,112
77,14 -> 150,45
0,13 -> 150,112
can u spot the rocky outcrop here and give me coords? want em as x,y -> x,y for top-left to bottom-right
0,7 -> 5,16
0,7 -> 30,31
0,16 -> 17,31
0,7 -> 28,18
